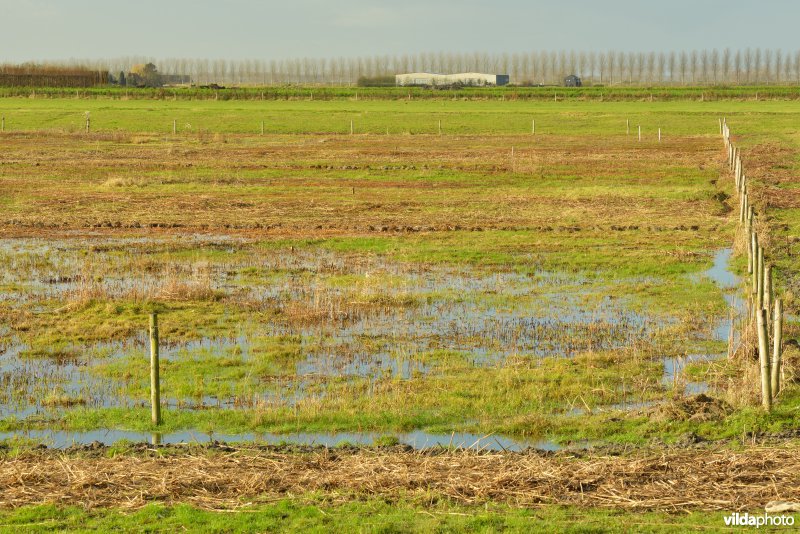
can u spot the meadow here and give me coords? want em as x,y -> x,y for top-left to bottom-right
1,91 -> 799,529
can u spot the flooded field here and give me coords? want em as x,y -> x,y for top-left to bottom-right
3,99 -> 797,449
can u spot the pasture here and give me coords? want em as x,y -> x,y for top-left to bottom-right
1,94 -> 799,528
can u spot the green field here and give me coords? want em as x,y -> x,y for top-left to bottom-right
1,91 -> 799,530
0,501 -> 756,533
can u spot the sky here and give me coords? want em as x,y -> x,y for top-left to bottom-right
1,0 -> 798,62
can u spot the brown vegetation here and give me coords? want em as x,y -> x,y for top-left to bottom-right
1,444 -> 798,511
0,133 -> 722,238
0,64 -> 107,87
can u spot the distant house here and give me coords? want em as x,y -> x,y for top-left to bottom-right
395,72 -> 510,87
564,75 -> 582,87
121,63 -> 191,88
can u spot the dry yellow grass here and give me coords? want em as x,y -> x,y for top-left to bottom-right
1,444 -> 798,512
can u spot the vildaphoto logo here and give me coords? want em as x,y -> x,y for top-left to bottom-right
723,512 -> 795,528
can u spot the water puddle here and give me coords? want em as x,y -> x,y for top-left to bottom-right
0,428 -> 565,452
660,248 -> 743,395
1,236 -> 665,419
0,240 -> 745,431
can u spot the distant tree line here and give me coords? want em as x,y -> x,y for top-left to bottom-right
6,49 -> 800,87
0,64 -> 107,87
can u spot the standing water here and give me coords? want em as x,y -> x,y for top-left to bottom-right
662,248 -> 744,393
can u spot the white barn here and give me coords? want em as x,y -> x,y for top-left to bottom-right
395,72 -> 510,87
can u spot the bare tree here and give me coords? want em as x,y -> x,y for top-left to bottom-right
700,49 -> 710,84
679,51 -> 688,85
743,48 -> 753,84
623,52 -> 634,84
588,51 -> 597,85
722,48 -> 731,84
667,51 -> 676,84
710,49 -> 719,84
656,52 -> 666,84
524,51 -> 536,82
763,49 -> 773,84
605,51 -> 615,85
578,51 -> 588,80
794,50 -> 800,84
690,50 -> 698,84
597,52 -> 611,84
548,51 -> 558,84
754,48 -> 762,83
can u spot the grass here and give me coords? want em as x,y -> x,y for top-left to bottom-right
0,96 -> 798,447
0,97 -> 796,135
0,500 -> 770,533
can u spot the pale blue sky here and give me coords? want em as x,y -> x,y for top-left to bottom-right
1,0 -> 797,61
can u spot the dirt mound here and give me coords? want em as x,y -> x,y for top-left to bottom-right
647,393 -> 733,423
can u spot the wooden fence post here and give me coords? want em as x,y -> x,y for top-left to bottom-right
756,246 -> 765,311
532,119 -> 535,135
173,119 -> 177,135
261,120 -> 265,135
350,120 -> 354,135
765,264 -> 773,324
739,193 -> 746,224
626,119 -> 629,135
757,309 -> 772,412
149,312 -> 161,425
772,299 -> 783,397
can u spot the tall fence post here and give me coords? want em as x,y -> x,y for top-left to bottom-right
532,118 -> 535,135
638,125 -> 641,142
739,193 -> 746,224
756,246 -> 765,312
173,119 -> 177,135
757,309 -> 772,412
765,264 -> 773,324
772,299 -> 783,397
149,312 -> 162,425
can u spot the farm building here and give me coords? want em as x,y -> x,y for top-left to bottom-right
564,75 -> 582,87
395,73 -> 509,87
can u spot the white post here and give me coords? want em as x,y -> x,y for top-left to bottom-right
638,125 -> 641,142
532,119 -> 535,135
658,128 -> 661,142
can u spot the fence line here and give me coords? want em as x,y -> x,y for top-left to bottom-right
722,120 -> 784,411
